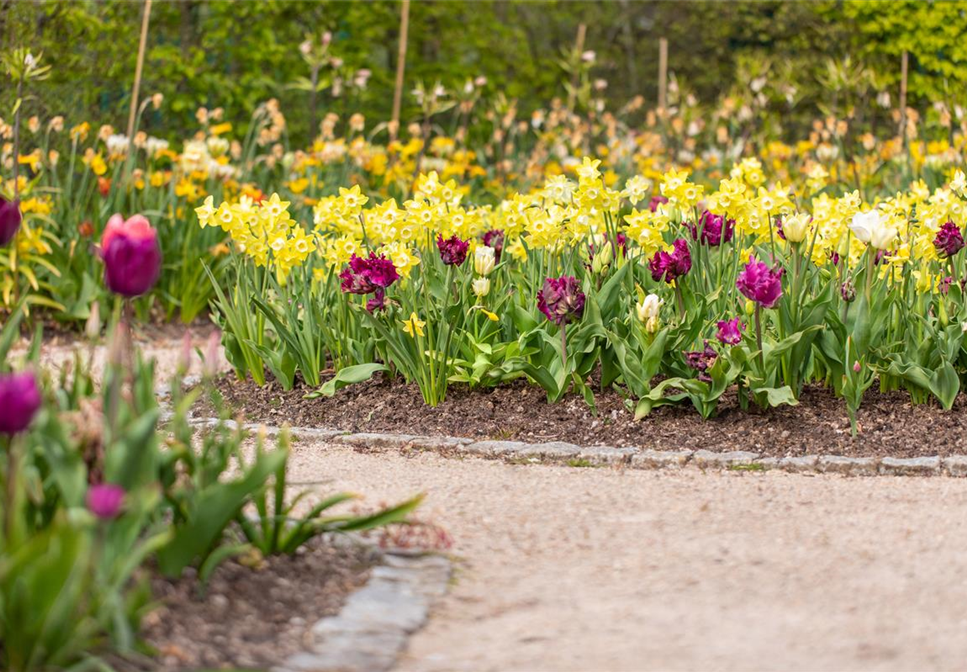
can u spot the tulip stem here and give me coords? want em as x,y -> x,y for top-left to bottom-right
561,323 -> 568,369
3,438 -> 16,543
754,303 -> 764,371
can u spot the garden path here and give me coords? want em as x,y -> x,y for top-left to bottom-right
287,440 -> 967,672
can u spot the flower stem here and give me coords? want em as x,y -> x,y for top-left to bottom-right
754,303 -> 764,371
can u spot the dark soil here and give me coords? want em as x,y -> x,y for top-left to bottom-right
131,537 -> 375,671
210,374 -> 967,460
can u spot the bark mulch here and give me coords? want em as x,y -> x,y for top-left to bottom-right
123,538 -> 375,671
209,374 -> 967,460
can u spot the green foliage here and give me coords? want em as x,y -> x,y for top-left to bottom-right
4,1 -> 967,144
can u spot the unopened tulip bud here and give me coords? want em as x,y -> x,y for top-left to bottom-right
85,302 -> 101,340
472,277 -> 491,297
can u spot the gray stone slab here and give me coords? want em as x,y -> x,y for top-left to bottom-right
517,441 -> 582,459
335,432 -> 417,449
691,450 -> 760,469
630,449 -> 692,469
575,446 -> 638,465
818,455 -> 879,476
405,436 -> 474,452
944,455 -> 967,476
462,440 -> 531,456
879,456 -> 941,476
755,457 -> 781,471
778,455 -> 820,473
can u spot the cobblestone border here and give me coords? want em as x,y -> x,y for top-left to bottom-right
275,547 -> 451,672
183,417 -> 963,477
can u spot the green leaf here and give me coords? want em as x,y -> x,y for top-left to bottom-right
306,363 -> 388,399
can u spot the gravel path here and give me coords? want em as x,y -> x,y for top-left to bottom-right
284,440 -> 967,672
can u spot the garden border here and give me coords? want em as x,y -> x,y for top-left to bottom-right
274,542 -> 451,672
185,416 -> 962,477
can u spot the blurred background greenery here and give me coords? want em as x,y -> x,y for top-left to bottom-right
2,0 -> 966,144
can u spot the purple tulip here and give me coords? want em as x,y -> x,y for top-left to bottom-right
537,276 -> 586,326
100,214 -> 162,297
684,341 -> 717,382
0,371 -> 41,435
690,211 -> 735,247
339,253 -> 399,295
934,221 -> 965,258
715,317 -> 744,345
436,234 -> 469,266
649,195 -> 669,212
482,229 -> 504,262
736,258 -> 783,308
366,289 -> 389,313
649,238 -> 692,284
86,483 -> 125,520
0,196 -> 22,247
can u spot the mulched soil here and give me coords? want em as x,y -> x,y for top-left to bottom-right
211,373 -> 967,460
123,537 -> 375,671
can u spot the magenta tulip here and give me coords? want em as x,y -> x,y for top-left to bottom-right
715,317 -> 744,345
86,484 -> 125,520
100,214 -> 162,297
0,371 -> 41,435
0,197 -> 22,247
736,258 -> 783,308
537,276 -> 586,326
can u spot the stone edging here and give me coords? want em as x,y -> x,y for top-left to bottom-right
275,545 -> 451,672
184,417 -> 963,477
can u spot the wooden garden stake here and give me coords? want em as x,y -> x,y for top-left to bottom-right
126,0 -> 153,142
658,37 -> 668,112
390,0 -> 410,142
899,50 -> 908,149
567,23 -> 587,112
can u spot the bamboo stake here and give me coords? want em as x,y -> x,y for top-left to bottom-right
567,23 -> 587,112
390,0 -> 410,141
899,50 -> 908,149
126,0 -> 153,142
658,37 -> 668,112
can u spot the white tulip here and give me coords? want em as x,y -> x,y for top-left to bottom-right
782,213 -> 811,244
636,294 -> 663,323
849,210 -> 880,245
472,277 -> 491,297
474,246 -> 496,276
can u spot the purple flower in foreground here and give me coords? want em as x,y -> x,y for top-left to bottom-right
339,253 -> 399,295
715,317 -> 744,345
649,238 -> 692,284
934,221 -> 965,258
537,276 -> 585,326
736,258 -> 783,308
0,197 -> 22,247
437,234 -> 470,266
86,484 -> 125,520
0,371 -> 42,435
690,210 -> 735,247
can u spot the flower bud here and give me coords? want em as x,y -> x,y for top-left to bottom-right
0,371 -> 42,435
86,483 -> 125,520
472,277 -> 491,297
100,214 -> 162,297
590,241 -> 613,274
781,213 -> 811,244
0,196 -> 22,247
474,246 -> 496,276
635,294 -> 663,323
85,301 -> 101,340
